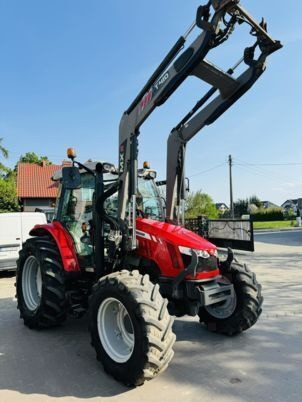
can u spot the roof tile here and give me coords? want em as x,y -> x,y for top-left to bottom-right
17,163 -> 61,198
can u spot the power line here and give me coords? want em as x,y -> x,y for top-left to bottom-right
235,159 -> 302,167
236,161 -> 279,179
235,158 -> 302,185
189,161 -> 226,178
236,163 -> 280,183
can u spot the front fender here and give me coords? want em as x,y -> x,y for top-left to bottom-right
29,221 -> 80,272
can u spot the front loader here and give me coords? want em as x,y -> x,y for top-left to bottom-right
16,1 -> 281,387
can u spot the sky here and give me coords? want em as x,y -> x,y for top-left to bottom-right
0,0 -> 301,206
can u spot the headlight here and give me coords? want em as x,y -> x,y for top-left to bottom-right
178,246 -> 211,259
209,249 -> 218,258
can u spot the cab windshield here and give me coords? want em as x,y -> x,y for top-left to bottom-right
137,178 -> 163,220
104,177 -> 164,221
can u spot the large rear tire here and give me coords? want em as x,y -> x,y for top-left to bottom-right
198,261 -> 263,336
89,270 -> 176,387
16,237 -> 67,329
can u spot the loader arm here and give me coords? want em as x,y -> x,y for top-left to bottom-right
118,0 -> 282,248
166,45 -> 279,222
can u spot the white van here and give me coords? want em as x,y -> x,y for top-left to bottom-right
0,212 -> 47,272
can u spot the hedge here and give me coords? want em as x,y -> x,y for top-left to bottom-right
251,208 -> 284,222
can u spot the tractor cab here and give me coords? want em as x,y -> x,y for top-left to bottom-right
52,160 -> 164,269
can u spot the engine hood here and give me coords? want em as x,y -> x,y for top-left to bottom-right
136,218 -> 216,251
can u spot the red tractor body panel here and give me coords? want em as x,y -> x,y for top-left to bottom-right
29,219 -> 219,280
29,221 -> 81,272
136,218 -> 220,280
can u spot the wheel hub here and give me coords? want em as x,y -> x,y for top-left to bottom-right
205,277 -> 237,319
97,297 -> 134,363
22,255 -> 42,311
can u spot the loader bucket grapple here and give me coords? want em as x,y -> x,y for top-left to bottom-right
16,1 -> 281,387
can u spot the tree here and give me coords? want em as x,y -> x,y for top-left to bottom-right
18,152 -> 52,165
233,195 -> 265,217
0,138 -> 9,176
0,138 -> 20,212
0,176 -> 20,212
185,191 -> 218,219
248,195 -> 262,208
283,207 -> 296,220
234,198 -> 249,217
0,137 -> 8,158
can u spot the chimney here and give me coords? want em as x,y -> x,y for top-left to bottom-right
61,160 -> 72,167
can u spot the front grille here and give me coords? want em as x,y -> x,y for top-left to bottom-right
197,256 -> 218,272
181,254 -> 218,272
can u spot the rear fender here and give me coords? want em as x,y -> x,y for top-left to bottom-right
29,221 -> 80,272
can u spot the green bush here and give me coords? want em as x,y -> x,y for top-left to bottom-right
185,191 -> 218,219
251,208 -> 284,222
0,177 -> 20,212
283,208 -> 297,220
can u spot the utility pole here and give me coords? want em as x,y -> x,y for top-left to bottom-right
229,154 -> 234,218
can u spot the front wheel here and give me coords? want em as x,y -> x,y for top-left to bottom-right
16,237 -> 67,329
89,270 -> 176,386
198,261 -> 263,336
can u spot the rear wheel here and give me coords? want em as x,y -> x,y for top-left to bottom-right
198,261 -> 263,336
89,270 -> 176,386
16,237 -> 67,329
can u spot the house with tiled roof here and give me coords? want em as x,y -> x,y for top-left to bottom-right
17,162 -> 61,211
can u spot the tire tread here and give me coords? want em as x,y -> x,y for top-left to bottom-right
16,236 -> 67,329
89,270 -> 175,386
199,261 -> 263,336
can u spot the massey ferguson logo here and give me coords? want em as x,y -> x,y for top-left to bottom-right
140,72 -> 170,113
140,88 -> 153,112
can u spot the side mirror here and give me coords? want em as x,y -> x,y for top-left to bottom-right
62,166 -> 81,189
185,177 -> 190,197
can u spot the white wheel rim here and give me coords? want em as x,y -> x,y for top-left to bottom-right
205,277 -> 237,319
97,297 -> 134,363
22,256 -> 42,311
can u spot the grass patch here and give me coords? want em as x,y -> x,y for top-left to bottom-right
253,220 -> 295,230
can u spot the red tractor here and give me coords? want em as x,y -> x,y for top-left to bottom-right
16,1 -> 281,387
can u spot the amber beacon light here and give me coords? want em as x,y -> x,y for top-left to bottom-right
67,147 -> 77,160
